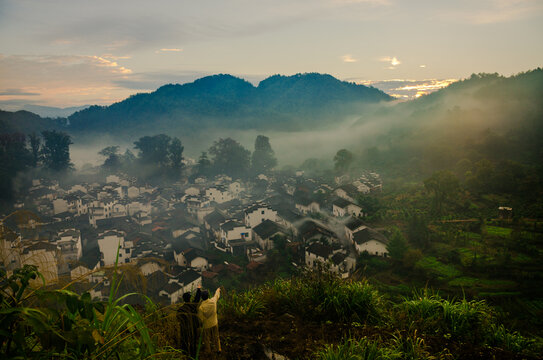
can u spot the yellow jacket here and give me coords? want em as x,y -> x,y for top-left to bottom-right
198,288 -> 220,329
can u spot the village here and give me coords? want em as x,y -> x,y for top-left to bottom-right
1,169 -> 385,306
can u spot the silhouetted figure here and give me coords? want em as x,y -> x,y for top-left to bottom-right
198,287 -> 221,356
177,286 -> 202,357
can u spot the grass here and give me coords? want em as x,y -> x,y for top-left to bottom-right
448,277 -> 516,289
315,337 -> 400,360
414,256 -> 461,281
486,226 -> 513,237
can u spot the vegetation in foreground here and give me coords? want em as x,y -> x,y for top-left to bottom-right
3,264 -> 542,359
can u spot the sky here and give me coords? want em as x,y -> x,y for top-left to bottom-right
1,0 -> 542,109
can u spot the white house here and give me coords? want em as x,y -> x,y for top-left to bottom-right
219,221 -> 252,244
332,198 -> 364,218
174,248 -> 208,271
97,230 -> 133,267
21,242 -> 59,284
334,184 -> 359,203
344,217 -> 367,242
295,198 -> 320,214
184,186 -> 201,196
159,282 -> 183,304
228,181 -> 243,196
244,203 -> 278,228
352,228 -> 389,257
56,229 -> 82,262
252,220 -> 288,251
205,186 -> 233,204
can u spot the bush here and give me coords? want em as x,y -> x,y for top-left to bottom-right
315,337 -> 399,360
399,290 -> 493,342
219,289 -> 265,320
262,271 -> 384,324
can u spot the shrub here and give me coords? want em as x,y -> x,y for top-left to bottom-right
262,271 -> 383,324
315,337 -> 399,360
219,289 -> 265,320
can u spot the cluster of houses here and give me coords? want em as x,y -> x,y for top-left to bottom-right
1,169 -> 388,304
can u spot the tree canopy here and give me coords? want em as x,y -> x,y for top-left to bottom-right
208,137 -> 250,178
41,130 -> 72,172
251,135 -> 277,174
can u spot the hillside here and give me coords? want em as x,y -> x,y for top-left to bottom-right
66,73 -> 392,134
351,68 -> 543,178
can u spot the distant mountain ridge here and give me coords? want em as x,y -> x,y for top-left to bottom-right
66,73 -> 392,134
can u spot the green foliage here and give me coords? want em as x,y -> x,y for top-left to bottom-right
133,134 -> 184,180
41,129 -> 73,171
251,135 -> 277,174
263,272 -> 383,324
407,213 -> 429,249
414,256 -> 461,281
0,252 -> 156,359
208,137 -> 251,178
424,170 -> 459,216
386,228 -> 409,261
0,133 -> 32,199
315,337 -> 399,360
220,290 -> 265,319
334,149 -> 354,174
400,290 -> 492,342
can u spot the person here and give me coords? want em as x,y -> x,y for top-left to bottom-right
197,287 -> 222,355
177,285 -> 202,357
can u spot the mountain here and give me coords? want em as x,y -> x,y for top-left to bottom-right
0,110 -> 63,134
22,105 -> 90,118
66,73 -> 392,134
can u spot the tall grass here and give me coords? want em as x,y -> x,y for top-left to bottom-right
315,337 -> 399,360
260,271 -> 384,323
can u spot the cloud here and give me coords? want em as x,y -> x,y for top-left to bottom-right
0,89 -> 40,96
158,48 -> 183,52
349,78 -> 457,99
379,56 -> 401,69
331,0 -> 391,6
442,0 -> 543,24
0,54 -> 136,107
342,54 -> 357,63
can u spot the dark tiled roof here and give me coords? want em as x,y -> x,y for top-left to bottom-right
244,203 -> 272,215
162,282 -> 182,295
298,220 -> 336,240
345,217 -> 366,231
253,220 -> 285,239
204,210 -> 227,229
177,269 -> 201,286
353,228 -> 388,245
331,252 -> 348,265
220,220 -> 244,232
306,243 -> 332,259
332,198 -> 352,209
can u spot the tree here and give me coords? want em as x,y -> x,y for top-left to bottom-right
208,138 -> 250,178
387,228 -> 408,261
28,133 -> 41,167
134,134 -> 171,166
407,212 -> 429,249
334,149 -> 353,174
196,152 -> 212,177
98,146 -> 121,170
133,134 -> 184,179
168,137 -> 184,176
0,134 -> 32,199
41,130 -> 72,171
424,170 -> 459,215
251,135 -> 277,174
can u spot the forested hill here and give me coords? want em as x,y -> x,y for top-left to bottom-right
65,73 -> 391,134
